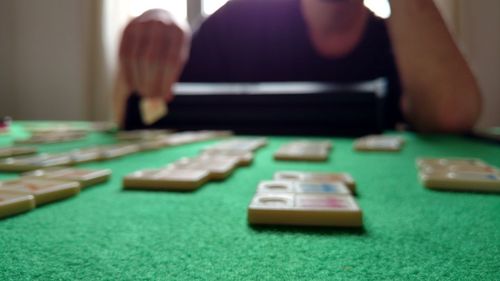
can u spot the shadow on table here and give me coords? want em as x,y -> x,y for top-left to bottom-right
424,189 -> 500,196
248,224 -> 367,236
121,188 -> 201,194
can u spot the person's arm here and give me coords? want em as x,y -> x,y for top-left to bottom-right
115,9 -> 190,126
387,0 -> 481,132
113,68 -> 129,127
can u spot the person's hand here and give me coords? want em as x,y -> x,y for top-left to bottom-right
119,9 -> 190,102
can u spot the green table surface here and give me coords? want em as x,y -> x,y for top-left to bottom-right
1,122 -> 499,280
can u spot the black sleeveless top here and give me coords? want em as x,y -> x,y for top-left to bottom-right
182,0 -> 403,124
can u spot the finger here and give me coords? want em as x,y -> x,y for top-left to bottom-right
125,22 -> 142,93
164,26 -> 189,101
131,22 -> 149,96
119,22 -> 136,91
119,21 -> 135,59
145,23 -> 170,96
165,26 -> 184,72
158,26 -> 185,101
152,25 -> 174,102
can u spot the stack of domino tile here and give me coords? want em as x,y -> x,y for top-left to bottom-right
122,138 -> 267,191
0,130 -> 234,172
417,157 -> 500,193
0,167 -> 111,220
248,171 -> 363,227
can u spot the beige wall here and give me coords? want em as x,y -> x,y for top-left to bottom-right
0,1 -> 15,116
0,0 -> 89,121
459,0 -> 500,127
436,0 -> 500,127
434,0 -> 458,34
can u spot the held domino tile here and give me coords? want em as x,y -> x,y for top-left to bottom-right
248,193 -> 362,227
139,98 -> 168,125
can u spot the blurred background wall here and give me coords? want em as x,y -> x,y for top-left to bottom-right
0,0 -> 89,120
458,0 -> 500,129
0,0 -> 499,127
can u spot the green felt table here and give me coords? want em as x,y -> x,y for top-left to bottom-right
1,122 -> 499,280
